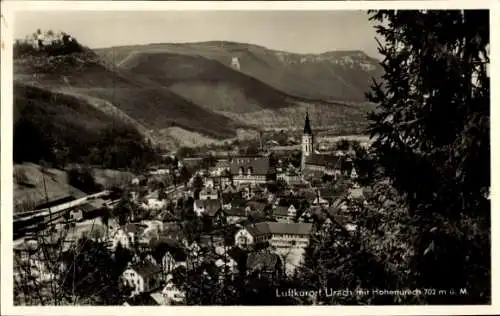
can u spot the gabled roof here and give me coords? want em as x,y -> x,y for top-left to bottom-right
194,199 -> 222,216
273,206 -> 291,217
244,222 -> 313,237
224,207 -> 248,217
318,187 -> 343,199
200,187 -> 218,196
220,192 -> 243,204
215,160 -> 231,169
229,157 -> 271,176
129,261 -> 162,278
246,201 -> 267,213
305,154 -> 342,169
222,184 -> 239,194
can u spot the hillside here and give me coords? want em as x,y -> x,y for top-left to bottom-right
14,162 -> 136,213
120,52 -> 295,113
96,41 -> 383,103
14,52 -> 241,147
14,82 -> 161,171
13,163 -> 86,213
14,37 -> 378,150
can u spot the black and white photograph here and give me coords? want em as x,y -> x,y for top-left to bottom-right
1,1 -> 494,312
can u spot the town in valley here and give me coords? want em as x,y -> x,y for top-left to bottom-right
9,8 -> 490,307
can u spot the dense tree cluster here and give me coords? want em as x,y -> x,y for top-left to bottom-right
297,10 -> 490,305
14,110 -> 161,172
59,237 -> 132,305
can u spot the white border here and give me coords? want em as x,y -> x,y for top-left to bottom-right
1,1 -> 498,315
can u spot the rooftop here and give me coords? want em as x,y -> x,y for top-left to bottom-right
194,199 -> 222,216
224,207 -> 248,217
129,261 -> 162,278
229,157 -> 271,176
244,221 -> 313,237
273,206 -> 292,217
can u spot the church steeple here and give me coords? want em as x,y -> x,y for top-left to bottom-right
303,111 -> 313,135
301,111 -> 314,172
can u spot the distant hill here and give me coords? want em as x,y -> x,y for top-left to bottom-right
14,38 -> 380,152
96,41 -> 383,103
14,52 -> 240,147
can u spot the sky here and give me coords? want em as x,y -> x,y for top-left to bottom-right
14,10 -> 381,58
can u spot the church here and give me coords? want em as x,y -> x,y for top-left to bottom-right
300,112 -> 354,178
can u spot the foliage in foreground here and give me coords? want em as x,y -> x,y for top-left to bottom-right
295,9 -> 490,305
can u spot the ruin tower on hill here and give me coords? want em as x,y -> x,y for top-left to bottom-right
231,57 -> 241,70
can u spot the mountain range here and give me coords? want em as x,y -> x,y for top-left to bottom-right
14,40 -> 383,150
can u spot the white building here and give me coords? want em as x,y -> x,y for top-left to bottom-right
272,204 -> 298,222
162,275 -> 186,304
235,222 -> 313,274
112,223 -> 147,249
235,222 -> 312,250
193,199 -> 222,217
199,187 -> 219,200
122,261 -> 163,296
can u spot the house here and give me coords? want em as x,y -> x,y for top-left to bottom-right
193,199 -> 222,217
272,204 -> 297,223
229,157 -> 273,186
141,198 -> 167,210
181,239 -> 202,258
246,249 -> 283,280
122,261 -> 163,296
215,256 -> 239,280
277,171 -> 302,186
214,160 -> 231,176
245,201 -> 267,214
113,223 -> 147,249
220,192 -> 245,210
161,277 -> 186,304
299,203 -> 354,234
224,207 -> 248,224
204,178 -> 215,189
235,222 -> 313,251
160,246 -> 188,275
199,187 -> 219,200
310,195 -> 330,208
201,206 -> 226,230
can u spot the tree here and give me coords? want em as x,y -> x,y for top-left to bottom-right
59,237 -> 132,305
335,139 -> 350,151
192,175 -> 204,194
67,166 -> 103,194
365,10 -> 490,303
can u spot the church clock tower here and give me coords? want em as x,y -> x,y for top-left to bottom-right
301,111 -> 313,171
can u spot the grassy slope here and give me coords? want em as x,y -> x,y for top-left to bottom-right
14,162 -> 136,212
121,52 -> 295,113
14,163 -> 86,212
14,82 -> 117,145
14,54 -> 240,143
